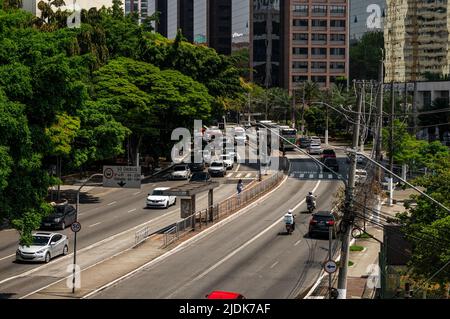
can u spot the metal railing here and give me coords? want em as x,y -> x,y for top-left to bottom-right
135,226 -> 151,246
162,171 -> 285,248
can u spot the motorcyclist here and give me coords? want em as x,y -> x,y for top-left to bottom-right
306,192 -> 317,209
284,209 -> 295,231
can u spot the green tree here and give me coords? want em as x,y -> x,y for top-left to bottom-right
350,31 -> 384,81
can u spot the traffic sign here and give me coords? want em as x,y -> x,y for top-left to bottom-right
71,222 -> 81,233
324,260 -> 337,274
102,166 -> 141,189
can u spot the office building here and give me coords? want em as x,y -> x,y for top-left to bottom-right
384,0 -> 450,83
285,0 -> 349,90
22,0 -> 114,16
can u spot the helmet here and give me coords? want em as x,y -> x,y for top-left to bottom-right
288,209 -> 293,214
309,192 -> 313,195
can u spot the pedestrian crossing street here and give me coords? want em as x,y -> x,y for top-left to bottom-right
289,171 -> 343,180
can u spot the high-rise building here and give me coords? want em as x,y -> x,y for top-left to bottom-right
231,0 -> 250,52
208,0 -> 232,55
384,0 -> 450,83
285,0 -> 349,90
349,0 -> 385,41
124,0 -> 155,24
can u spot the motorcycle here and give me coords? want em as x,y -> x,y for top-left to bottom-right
307,200 -> 316,213
285,223 -> 294,235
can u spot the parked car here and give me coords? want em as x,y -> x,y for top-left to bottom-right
206,291 -> 246,299
323,158 -> 339,172
170,164 -> 191,180
310,136 -> 321,145
346,154 -> 364,164
190,171 -> 212,182
234,126 -> 247,145
41,203 -> 76,230
308,211 -> 340,238
321,149 -> 336,160
146,187 -> 176,208
308,143 -> 322,155
298,137 -> 311,148
208,161 -> 226,177
16,232 -> 69,263
355,169 -> 368,184
220,154 -> 234,169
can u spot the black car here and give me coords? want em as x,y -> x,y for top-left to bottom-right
323,158 -> 339,172
41,203 -> 77,230
321,149 -> 336,160
189,161 -> 205,172
189,171 -> 212,182
308,211 -> 340,238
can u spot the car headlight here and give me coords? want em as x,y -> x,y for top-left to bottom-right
36,249 -> 46,254
54,218 -> 61,223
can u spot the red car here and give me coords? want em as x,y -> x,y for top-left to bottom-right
321,149 -> 336,160
206,291 -> 246,299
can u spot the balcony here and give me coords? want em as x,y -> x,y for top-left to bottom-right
293,54 -> 308,59
312,26 -> 327,31
330,68 -> 345,74
293,40 -> 308,45
293,25 -> 308,31
311,68 -> 327,73
293,11 -> 309,17
311,40 -> 327,45
311,11 -> 327,17
330,40 -> 345,45
330,55 -> 345,60
292,68 -> 308,73
311,54 -> 327,60
330,26 -> 345,32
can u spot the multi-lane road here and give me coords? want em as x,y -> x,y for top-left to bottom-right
0,145 -> 350,299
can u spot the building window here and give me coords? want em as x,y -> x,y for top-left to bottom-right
330,20 -> 346,28
311,76 -> 326,83
293,33 -> 308,41
330,48 -> 345,56
293,47 -> 308,56
293,75 -> 308,83
330,6 -> 346,15
311,5 -> 327,14
311,33 -> 327,42
292,61 -> 308,70
330,34 -> 345,42
293,5 -> 308,14
311,62 -> 327,71
293,19 -> 308,27
311,47 -> 327,56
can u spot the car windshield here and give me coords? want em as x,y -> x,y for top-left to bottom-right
211,162 -> 223,167
323,150 -> 334,154
31,236 -> 50,246
151,190 -> 165,196
174,166 -> 187,171
221,155 -> 231,160
310,144 -> 320,147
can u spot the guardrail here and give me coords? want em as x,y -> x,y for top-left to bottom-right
162,171 -> 285,248
134,226 -> 151,246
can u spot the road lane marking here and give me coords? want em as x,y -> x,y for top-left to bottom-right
128,209 -> 137,213
236,173 -> 242,178
294,240 -> 302,246
107,201 -> 117,206
226,173 -> 232,178
0,253 -> 15,261
132,191 -> 141,196
245,173 -> 252,178
89,222 -> 102,228
270,261 -> 279,269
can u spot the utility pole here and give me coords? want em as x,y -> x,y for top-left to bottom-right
375,52 -> 384,183
337,81 -> 364,299
325,104 -> 329,145
292,89 -> 296,129
389,81 -> 395,206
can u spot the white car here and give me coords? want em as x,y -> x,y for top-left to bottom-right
220,154 -> 234,169
355,169 -> 368,184
310,136 -> 321,145
234,127 -> 247,145
208,161 -> 226,177
146,187 -> 176,208
16,232 -> 69,263
170,164 -> 191,180
308,143 -> 322,155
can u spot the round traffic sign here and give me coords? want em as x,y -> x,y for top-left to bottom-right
324,260 -> 337,274
104,168 -> 114,179
71,222 -> 81,233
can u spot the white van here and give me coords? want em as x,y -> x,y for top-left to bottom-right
234,126 -> 246,145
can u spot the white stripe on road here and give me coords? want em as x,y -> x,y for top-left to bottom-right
236,173 -> 242,178
270,261 -> 279,269
89,222 -> 102,228
127,208 -> 137,213
294,240 -> 302,246
166,180 -> 321,298
0,253 -> 15,261
245,173 -> 252,178
226,173 -> 232,178
107,201 -> 117,206
132,191 -> 141,196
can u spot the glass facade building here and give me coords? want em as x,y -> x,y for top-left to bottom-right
349,0 -> 385,41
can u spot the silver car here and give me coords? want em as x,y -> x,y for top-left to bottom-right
16,232 -> 69,263
308,143 -> 322,155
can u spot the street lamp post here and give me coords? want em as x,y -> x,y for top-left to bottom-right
72,173 -> 103,294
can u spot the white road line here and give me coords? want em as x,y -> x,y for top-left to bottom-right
0,253 -> 15,261
236,173 -> 242,178
127,208 -> 137,213
245,173 -> 252,178
89,222 -> 102,228
294,240 -> 302,246
226,173 -> 232,178
270,261 -> 279,269
132,191 -> 141,196
107,201 -> 117,206
165,180 -> 321,298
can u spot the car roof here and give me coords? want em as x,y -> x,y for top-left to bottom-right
312,211 -> 334,217
33,232 -> 58,237
206,291 -> 244,299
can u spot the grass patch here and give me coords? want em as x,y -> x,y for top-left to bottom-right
355,233 -> 372,239
348,261 -> 354,267
350,245 -> 365,252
